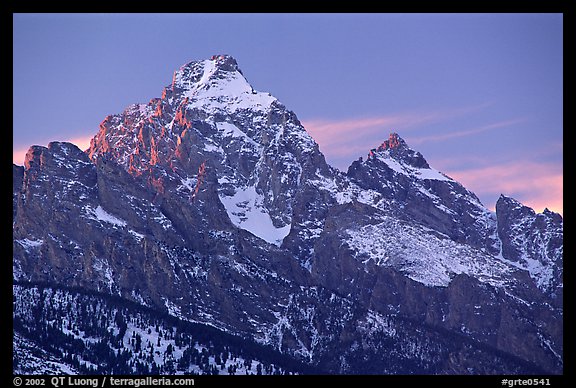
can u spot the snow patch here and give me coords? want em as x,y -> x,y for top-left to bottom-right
92,257 -> 115,292
203,142 -> 224,154
163,297 -> 184,320
180,177 -> 197,192
217,121 -> 261,150
85,205 -> 127,227
129,230 -> 145,241
219,186 -> 290,246
378,154 -> 452,182
346,216 -> 514,288
500,254 -> 555,291
16,238 -> 44,250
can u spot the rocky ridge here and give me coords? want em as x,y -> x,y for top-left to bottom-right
13,55 -> 563,374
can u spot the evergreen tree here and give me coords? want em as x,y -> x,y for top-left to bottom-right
135,334 -> 142,353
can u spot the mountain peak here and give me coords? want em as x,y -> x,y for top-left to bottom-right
209,54 -> 240,72
496,194 -> 533,215
497,194 -> 562,221
366,132 -> 429,169
170,55 -> 243,94
377,132 -> 404,151
165,55 -> 275,117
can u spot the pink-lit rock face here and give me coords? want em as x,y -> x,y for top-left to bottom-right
364,132 -> 430,170
192,161 -> 207,200
174,98 -> 192,129
367,133 -> 404,160
377,132 -> 401,151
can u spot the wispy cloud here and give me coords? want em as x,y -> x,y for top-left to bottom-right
13,135 -> 94,166
303,102 -> 494,149
302,103 -> 501,158
407,118 -> 527,145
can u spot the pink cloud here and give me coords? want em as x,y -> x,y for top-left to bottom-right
303,116 -> 401,135
443,161 -> 563,215
303,115 -> 412,154
303,115 -> 435,160
302,102 -> 495,153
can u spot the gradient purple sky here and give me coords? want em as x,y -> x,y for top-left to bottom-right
13,13 -> 563,214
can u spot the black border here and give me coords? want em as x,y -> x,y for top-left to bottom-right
7,2 -> 573,385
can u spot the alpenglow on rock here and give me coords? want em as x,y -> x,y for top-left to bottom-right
13,55 -> 562,375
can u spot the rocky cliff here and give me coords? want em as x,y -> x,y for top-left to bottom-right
13,55 -> 563,374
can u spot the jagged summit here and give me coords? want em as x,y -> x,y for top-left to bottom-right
376,132 -> 404,151
496,193 -> 562,222
171,54 -> 242,90
174,54 -> 241,85
366,132 -> 430,169
88,55 -> 328,247
88,54 -> 290,172
352,132 -> 449,185
347,131 -> 500,254
210,54 -> 240,69
165,54 -> 275,117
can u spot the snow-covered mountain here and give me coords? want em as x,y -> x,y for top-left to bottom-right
13,55 -> 563,374
87,55 -> 328,247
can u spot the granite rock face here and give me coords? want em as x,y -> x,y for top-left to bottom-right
496,195 -> 563,304
13,55 -> 562,374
